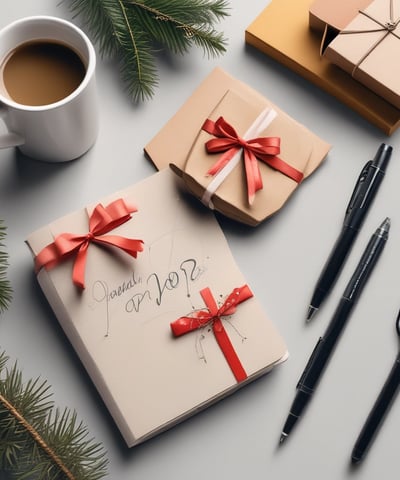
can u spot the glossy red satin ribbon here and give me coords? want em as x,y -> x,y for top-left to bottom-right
35,199 -> 144,289
202,117 -> 304,204
171,285 -> 253,382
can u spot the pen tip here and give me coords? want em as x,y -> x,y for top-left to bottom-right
306,305 -> 318,321
279,433 -> 287,445
351,449 -> 363,465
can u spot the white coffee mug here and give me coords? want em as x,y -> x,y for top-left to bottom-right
0,16 -> 98,162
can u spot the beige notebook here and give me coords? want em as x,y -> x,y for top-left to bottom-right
26,169 -> 288,447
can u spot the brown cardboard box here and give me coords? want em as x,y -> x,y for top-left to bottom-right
323,0 -> 400,109
309,0 -> 373,32
145,68 -> 330,226
245,0 -> 400,135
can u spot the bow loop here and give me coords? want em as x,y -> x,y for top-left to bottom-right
88,199 -> 137,235
202,114 -> 303,205
35,199 -> 144,289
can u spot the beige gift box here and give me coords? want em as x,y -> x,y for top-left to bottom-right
26,169 -> 288,447
245,0 -> 400,134
323,0 -> 400,109
145,68 -> 330,227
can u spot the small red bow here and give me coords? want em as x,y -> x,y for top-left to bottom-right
171,285 -> 253,382
202,117 -> 304,204
35,199 -> 144,289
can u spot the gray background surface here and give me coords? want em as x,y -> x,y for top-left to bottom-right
1,1 -> 399,478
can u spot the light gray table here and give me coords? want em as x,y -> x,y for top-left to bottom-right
1,1 -> 399,479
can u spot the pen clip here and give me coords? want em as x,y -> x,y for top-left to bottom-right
344,161 -> 372,220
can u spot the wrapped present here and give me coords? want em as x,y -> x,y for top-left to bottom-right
323,0 -> 400,109
26,169 -> 288,447
245,0 -> 400,134
309,0 -> 373,33
145,68 -> 330,227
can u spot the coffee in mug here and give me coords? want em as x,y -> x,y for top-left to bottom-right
0,16 -> 98,162
1,40 -> 86,106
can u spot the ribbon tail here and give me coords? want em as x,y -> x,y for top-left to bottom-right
244,150 -> 263,206
171,317 -> 192,337
206,147 -> 241,177
260,155 -> 304,184
170,315 -> 208,336
72,244 -> 89,289
213,318 -> 247,382
94,235 -> 144,258
34,235 -> 85,273
236,285 -> 253,303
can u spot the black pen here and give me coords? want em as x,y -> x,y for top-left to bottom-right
280,218 -> 390,444
351,309 -> 400,464
307,144 -> 392,321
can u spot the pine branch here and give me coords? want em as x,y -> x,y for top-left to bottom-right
0,351 -> 108,480
129,0 -> 228,56
65,0 -> 230,101
0,221 -> 12,313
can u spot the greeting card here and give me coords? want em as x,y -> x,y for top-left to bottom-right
26,169 -> 288,447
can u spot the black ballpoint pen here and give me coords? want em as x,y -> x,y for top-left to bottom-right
307,143 -> 392,321
280,218 -> 390,444
351,309 -> 400,464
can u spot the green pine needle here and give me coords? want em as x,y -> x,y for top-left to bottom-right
65,0 -> 230,101
0,351 -> 108,479
0,221 -> 12,313
0,221 -> 106,479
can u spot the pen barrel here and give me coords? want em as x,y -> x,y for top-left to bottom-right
352,355 -> 400,463
299,301 -> 353,392
342,225 -> 388,303
311,227 -> 358,304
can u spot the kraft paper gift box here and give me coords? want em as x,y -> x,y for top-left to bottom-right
323,0 -> 400,109
26,169 -> 288,447
245,0 -> 400,134
145,67 -> 330,227
309,0 -> 373,33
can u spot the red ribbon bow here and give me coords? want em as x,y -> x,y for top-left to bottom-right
170,285 -> 253,382
35,199 -> 144,289
202,117 -> 304,204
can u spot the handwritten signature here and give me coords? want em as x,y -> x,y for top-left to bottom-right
91,258 -> 204,322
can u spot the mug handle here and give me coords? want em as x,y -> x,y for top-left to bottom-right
0,103 -> 25,148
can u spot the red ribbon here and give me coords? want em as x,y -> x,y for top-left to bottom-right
35,199 -> 144,289
202,117 -> 304,204
171,285 -> 253,382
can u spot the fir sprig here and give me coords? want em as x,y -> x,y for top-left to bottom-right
0,223 -> 107,478
0,221 -> 12,313
0,351 -> 108,479
65,0 -> 230,101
